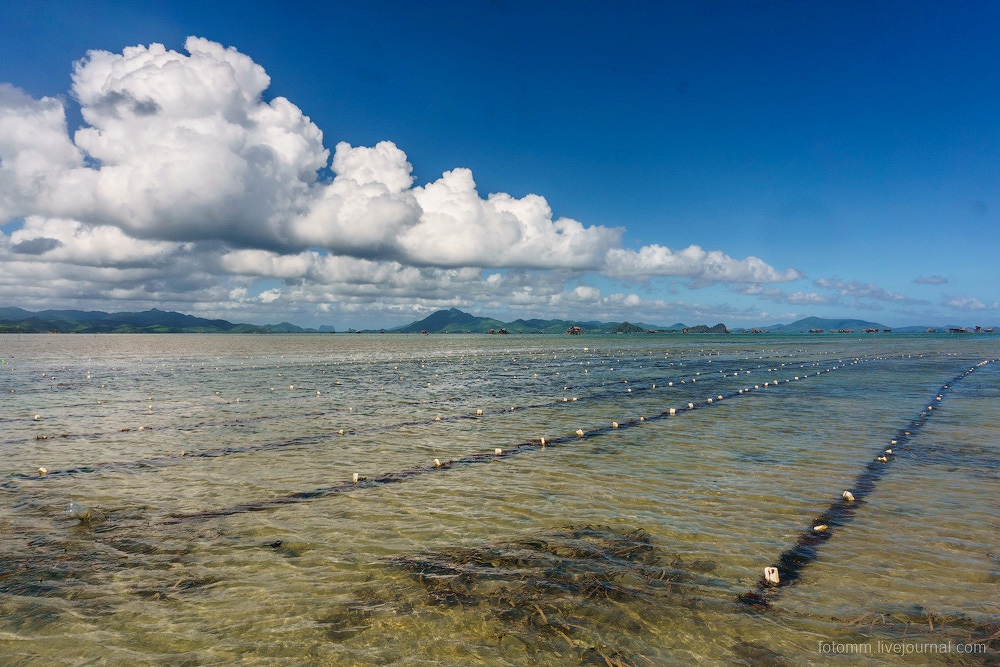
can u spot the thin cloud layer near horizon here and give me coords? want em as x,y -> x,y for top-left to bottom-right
0,2 -> 997,329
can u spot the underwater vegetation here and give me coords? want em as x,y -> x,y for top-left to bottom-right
316,523 -> 1000,665
4,336 -> 999,664
328,524 -> 723,665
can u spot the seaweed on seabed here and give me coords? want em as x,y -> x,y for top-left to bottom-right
839,606 -> 1000,665
386,524 -> 677,603
364,524 -> 714,663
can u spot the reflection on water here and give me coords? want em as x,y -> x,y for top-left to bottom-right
1,333 -> 998,665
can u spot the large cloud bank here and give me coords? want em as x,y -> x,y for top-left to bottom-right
0,37 -> 802,323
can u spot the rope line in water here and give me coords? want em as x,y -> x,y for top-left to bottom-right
737,358 -> 998,610
7,351 -> 865,442
161,355 -> 887,524
6,353 -> 887,488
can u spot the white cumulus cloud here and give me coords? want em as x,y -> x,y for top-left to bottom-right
0,84 -> 84,221
0,36 -> 809,325
604,244 -> 804,284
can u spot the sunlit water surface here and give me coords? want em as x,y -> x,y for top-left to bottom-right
1,333 -> 997,665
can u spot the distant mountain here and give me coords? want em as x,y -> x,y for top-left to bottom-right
391,308 -> 727,334
761,317 -> 889,333
6,307 -> 986,337
682,323 -> 730,334
608,322 -> 645,334
395,307 -> 509,333
0,307 -> 333,334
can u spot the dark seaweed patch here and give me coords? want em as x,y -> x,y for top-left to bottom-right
0,509 -> 218,620
316,605 -> 373,642
313,524 -> 722,663
730,639 -> 791,667
837,607 -> 1000,665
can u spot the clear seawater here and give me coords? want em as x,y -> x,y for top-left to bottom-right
1,333 -> 997,665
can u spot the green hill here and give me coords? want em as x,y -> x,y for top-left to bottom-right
391,309 -> 727,334
394,308 -> 509,333
608,322 -> 645,334
765,316 -> 889,333
0,307 -> 328,334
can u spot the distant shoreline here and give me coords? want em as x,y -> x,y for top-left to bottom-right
2,329 -> 996,337
1,306 -> 995,336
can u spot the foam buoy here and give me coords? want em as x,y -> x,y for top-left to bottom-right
576,429 -> 585,437
764,567 -> 780,585
352,472 -> 359,484
37,467 -> 47,477
842,490 -> 855,502
494,448 -> 503,455
65,502 -> 93,522
612,421 -> 619,428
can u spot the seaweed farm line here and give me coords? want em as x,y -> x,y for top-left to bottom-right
1,333 -> 998,665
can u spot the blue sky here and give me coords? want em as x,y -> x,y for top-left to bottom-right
0,0 -> 997,329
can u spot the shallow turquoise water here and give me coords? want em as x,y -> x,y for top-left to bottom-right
1,333 -> 997,665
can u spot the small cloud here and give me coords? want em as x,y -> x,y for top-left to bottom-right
781,291 -> 833,306
942,295 -> 998,311
814,278 -> 913,303
604,244 -> 803,284
570,285 -> 601,302
11,237 -> 62,254
258,288 -> 281,303
733,284 -> 834,305
914,275 -> 948,285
